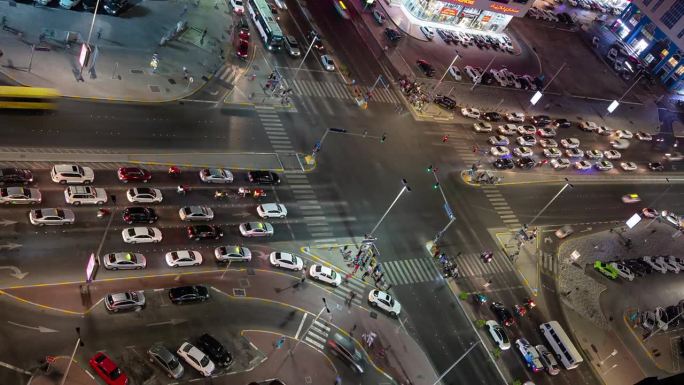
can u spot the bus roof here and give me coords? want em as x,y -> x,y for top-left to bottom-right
0,86 -> 61,98
250,0 -> 282,35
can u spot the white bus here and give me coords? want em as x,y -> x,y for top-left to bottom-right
247,0 -> 284,51
539,321 -> 584,370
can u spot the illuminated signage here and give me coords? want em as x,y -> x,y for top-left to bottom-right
490,3 -> 521,14
440,7 -> 458,16
482,15 -> 491,22
443,0 -> 475,5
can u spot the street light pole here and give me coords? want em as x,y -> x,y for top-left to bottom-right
78,0 -> 103,79
598,349 -> 618,366
470,56 -> 496,91
369,179 -> 411,237
289,298 -> 329,355
434,216 -> 456,243
294,36 -> 317,79
432,51 -> 459,97
59,328 -> 83,385
527,178 -> 572,227
431,341 -> 480,385
429,166 -> 455,243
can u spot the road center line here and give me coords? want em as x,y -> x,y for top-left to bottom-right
294,313 -> 308,340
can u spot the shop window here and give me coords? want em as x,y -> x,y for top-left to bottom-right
651,0 -> 665,13
667,56 -> 679,67
679,29 -> 684,39
661,49 -> 669,58
661,2 -> 684,29
677,66 -> 684,76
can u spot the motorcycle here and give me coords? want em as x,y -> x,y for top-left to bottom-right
473,293 -> 488,306
176,185 -> 190,195
214,190 -> 230,200
513,304 -> 527,317
168,166 -> 181,178
97,208 -> 110,218
523,298 -> 536,310
480,251 -> 493,264
236,187 -> 267,199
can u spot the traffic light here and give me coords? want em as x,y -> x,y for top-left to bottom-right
433,182 -> 439,189
380,133 -> 386,143
427,165 -> 433,173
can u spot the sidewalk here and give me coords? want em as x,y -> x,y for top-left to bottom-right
0,1 -> 233,101
28,356 -> 97,385
459,168 -> 684,187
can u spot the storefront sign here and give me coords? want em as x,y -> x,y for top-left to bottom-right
440,7 -> 458,16
482,15 -> 491,22
443,0 -> 474,5
489,3 -> 521,15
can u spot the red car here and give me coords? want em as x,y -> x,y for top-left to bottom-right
89,352 -> 129,385
236,39 -> 249,60
117,167 -> 151,183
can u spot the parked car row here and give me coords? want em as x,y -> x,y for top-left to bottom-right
641,302 -> 684,332
435,28 -> 515,54
460,65 -> 542,91
527,6 -> 576,26
568,0 -> 623,15
35,0 -> 131,16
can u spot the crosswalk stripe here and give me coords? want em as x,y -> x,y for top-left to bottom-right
499,214 -> 517,218
502,218 -> 519,223
387,262 -> 408,284
421,258 -> 440,278
392,262 -> 410,284
410,259 -> 430,281
416,259 -> 435,281
404,260 -> 423,282
497,210 -> 514,215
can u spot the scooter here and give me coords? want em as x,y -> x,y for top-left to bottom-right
97,208 -> 110,218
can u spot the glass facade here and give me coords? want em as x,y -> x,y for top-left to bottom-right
401,0 -> 515,33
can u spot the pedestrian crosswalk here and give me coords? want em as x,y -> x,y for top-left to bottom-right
214,63 -> 238,86
303,318 -> 331,350
481,185 -> 522,230
382,258 -> 442,286
288,79 -> 399,104
455,251 -> 516,277
282,170 -> 336,239
540,252 -> 558,274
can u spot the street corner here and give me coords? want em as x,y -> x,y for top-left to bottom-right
0,284 -> 91,316
620,308 -> 681,375
239,330 -> 338,385
29,356 -> 97,385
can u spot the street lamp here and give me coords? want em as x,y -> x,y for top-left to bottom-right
431,341 -> 480,385
294,36 -> 317,79
526,178 -> 573,228
59,327 -> 84,385
470,56 -> 496,91
369,179 -> 411,237
431,50 -> 459,98
289,298 -> 330,356
427,165 -> 456,244
528,62 -> 567,109
78,0 -> 103,79
607,71 -> 645,114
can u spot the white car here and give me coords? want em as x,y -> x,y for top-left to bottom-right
615,129 -> 634,139
560,138 -> 580,148
461,107 -> 481,119
214,245 -> 252,262
555,225 -> 574,239
657,256 -> 680,273
126,187 -> 163,203
537,128 -> 556,138
489,136 -> 509,146
604,150 -> 621,160
490,146 -> 510,157
666,256 -> 684,270
199,168 -> 234,184
618,161 -> 637,171
506,112 -> 525,123
550,158 -> 570,169
230,0 -> 244,13
177,342 -> 215,377
579,121 -> 598,131
611,139 -> 630,149
585,150 -> 603,160
179,206 -> 214,221
535,344 -> 560,376
165,250 -> 203,268
448,65 -> 462,81
367,289 -> 401,317
50,164 -> 94,184
665,152 -> 684,161
517,125 -> 536,135
513,147 -> 533,158
539,139 -> 557,148
103,252 -> 147,270
122,227 -> 162,244
498,124 -> 518,135
642,256 -> 667,274
595,160 -> 613,171
515,338 -> 544,372
29,208 -> 75,226
269,252 -> 303,271
575,160 -> 592,170
543,148 -> 562,158
0,187 -> 41,204
636,131 -> 652,141
64,186 -> 107,205
320,55 -> 335,71
474,122 -> 493,133
516,135 -> 536,146
257,203 -> 288,218
596,126 -> 613,136
609,262 -> 635,281
565,148 -> 584,158
485,320 -> 511,350
661,210 -> 681,229
464,66 -> 482,83
419,26 -> 434,40
308,264 -> 342,287
621,194 -> 641,203
239,221 -> 274,237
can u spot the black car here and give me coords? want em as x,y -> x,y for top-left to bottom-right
631,258 -> 654,274
187,225 -> 223,241
327,333 -> 366,374
0,168 -> 33,185
416,60 -> 435,77
515,157 -> 535,169
434,95 -> 456,110
437,29 -> 451,43
493,158 -> 514,170
122,207 -> 158,224
197,334 -> 233,368
532,115 -> 551,125
648,162 -> 665,171
553,119 -> 572,128
248,170 -> 280,185
665,306 -> 680,328
384,28 -> 402,43
307,30 -> 325,51
483,112 -> 502,122
103,0 -> 129,15
490,302 -> 514,327
169,285 -> 209,304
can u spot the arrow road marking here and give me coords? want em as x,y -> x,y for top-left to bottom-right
146,319 -> 187,327
0,219 -> 17,226
0,243 -> 22,250
0,265 -> 28,279
7,321 -> 58,333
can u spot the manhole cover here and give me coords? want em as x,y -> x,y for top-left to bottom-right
233,288 -> 246,297
239,278 -> 250,288
130,69 -> 143,74
149,85 -> 160,93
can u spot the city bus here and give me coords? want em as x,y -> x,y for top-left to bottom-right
0,86 -> 60,110
246,0 -> 283,51
539,321 -> 584,370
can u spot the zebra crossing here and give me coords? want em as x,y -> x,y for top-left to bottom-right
382,258 -> 442,286
282,172 -> 336,239
302,317 -> 331,350
214,63 -> 239,86
288,79 -> 399,104
481,185 -> 522,230
255,105 -> 294,154
540,252 -> 558,274
456,251 -> 516,277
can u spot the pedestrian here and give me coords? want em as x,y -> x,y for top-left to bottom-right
300,269 -> 306,283
353,263 -> 360,274
97,28 -> 102,40
442,135 -> 449,143
201,28 -> 207,43
483,279 -> 492,288
334,375 -> 342,385
375,272 -> 384,284
362,265 -> 371,281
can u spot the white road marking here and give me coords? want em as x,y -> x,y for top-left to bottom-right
294,313 -> 307,340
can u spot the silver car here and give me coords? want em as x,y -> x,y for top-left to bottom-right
29,208 -> 75,226
214,245 -> 252,262
104,291 -> 145,312
148,344 -> 184,379
0,187 -> 41,204
199,168 -> 233,183
103,252 -> 147,270
179,206 -> 214,221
